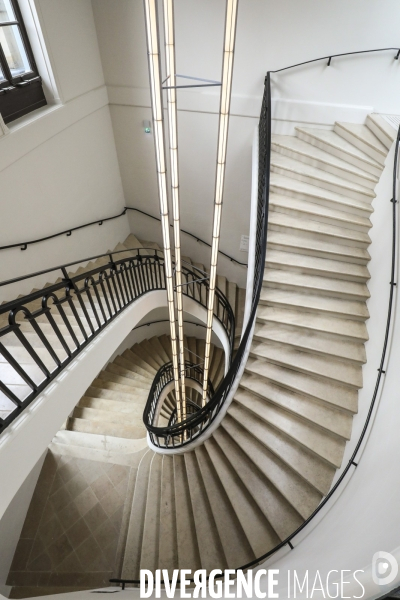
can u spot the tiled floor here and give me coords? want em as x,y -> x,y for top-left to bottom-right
8,450 -> 131,591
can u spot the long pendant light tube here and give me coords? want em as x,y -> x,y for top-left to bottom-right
202,0 -> 239,405
143,0 -> 182,420
163,0 -> 186,424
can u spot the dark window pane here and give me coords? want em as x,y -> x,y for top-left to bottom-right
0,24 -> 32,76
0,0 -> 16,23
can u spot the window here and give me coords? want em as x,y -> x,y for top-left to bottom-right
0,0 -> 46,123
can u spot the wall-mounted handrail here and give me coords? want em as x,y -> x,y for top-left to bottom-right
270,46 -> 400,74
0,248 -> 234,435
0,206 -> 247,266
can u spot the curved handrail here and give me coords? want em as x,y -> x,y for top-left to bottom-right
0,249 -> 234,434
144,361 -> 214,435
270,46 -> 400,74
0,206 -> 247,266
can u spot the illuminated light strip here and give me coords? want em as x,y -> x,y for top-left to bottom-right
202,0 -> 239,406
143,0 -> 181,419
163,0 -> 186,427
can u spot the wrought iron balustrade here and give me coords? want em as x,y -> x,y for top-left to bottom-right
144,360 -> 214,444
0,249 -> 234,435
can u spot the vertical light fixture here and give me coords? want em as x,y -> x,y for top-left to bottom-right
143,0 -> 182,421
163,0 -> 186,423
202,0 -> 239,406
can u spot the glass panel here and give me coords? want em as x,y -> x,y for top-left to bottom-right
0,25 -> 31,77
0,0 -> 16,23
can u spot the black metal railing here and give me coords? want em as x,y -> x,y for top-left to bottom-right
144,360 -> 213,437
0,248 -> 234,435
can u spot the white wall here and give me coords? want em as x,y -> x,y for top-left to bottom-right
92,0 -> 400,282
0,451 -> 46,597
0,0 -> 129,302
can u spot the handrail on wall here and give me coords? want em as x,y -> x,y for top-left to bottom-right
0,206 -> 247,266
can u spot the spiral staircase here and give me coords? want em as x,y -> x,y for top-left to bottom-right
5,113 -> 397,598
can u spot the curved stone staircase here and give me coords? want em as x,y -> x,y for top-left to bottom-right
6,114 -> 397,597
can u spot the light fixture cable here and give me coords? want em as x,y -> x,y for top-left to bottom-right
202,0 -> 239,405
162,0 -> 186,425
143,0 -> 182,420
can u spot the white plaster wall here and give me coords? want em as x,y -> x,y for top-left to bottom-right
92,0 -> 400,278
0,0 -> 128,302
0,451 -> 46,597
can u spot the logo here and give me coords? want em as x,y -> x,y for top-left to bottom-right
372,551 -> 399,586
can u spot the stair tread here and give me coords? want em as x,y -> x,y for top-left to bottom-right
271,151 -> 375,199
211,429 -> 303,542
272,134 -> 378,185
196,444 -> 254,567
263,268 -> 370,300
240,372 -> 352,439
270,192 -> 372,231
296,126 -> 383,171
265,249 -> 370,282
259,287 -> 369,321
257,305 -> 368,340
218,418 -> 323,520
250,340 -> 362,388
253,322 -> 366,363
245,356 -> 358,412
269,211 -> 371,247
225,407 -> 335,495
271,172 -> 374,216
335,122 -> 388,159
267,230 -> 370,264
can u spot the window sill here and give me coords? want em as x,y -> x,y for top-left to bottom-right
5,100 -> 63,134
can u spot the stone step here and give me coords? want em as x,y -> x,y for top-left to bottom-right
173,455 -> 201,571
258,288 -> 369,322
140,454 -> 162,572
263,268 -> 370,301
122,451 -> 153,580
270,173 -> 374,218
295,126 -> 383,177
234,388 -> 345,468
253,322 -> 366,364
245,356 -> 358,413
239,372 -> 352,439
225,407 -> 335,496
267,230 -> 370,265
271,151 -> 375,203
250,340 -> 362,389
219,417 -> 323,518
366,114 -> 397,150
271,134 -> 378,188
158,456 -> 179,575
195,443 -> 254,567
269,210 -> 371,249
68,417 -> 145,439
265,249 -> 370,283
256,304 -> 368,341
184,451 -> 227,571
334,122 -> 388,166
270,193 -> 372,233
211,428 -> 304,543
